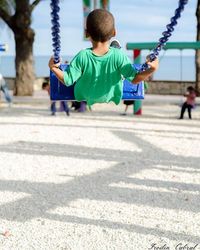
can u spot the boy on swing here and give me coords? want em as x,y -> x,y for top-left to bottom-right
49,9 -> 159,105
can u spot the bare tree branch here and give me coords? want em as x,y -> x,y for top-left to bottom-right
30,0 -> 41,12
0,6 -> 12,28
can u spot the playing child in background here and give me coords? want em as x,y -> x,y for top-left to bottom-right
121,100 -> 134,115
49,9 -> 159,105
42,81 -> 70,116
0,73 -> 12,107
179,86 -> 196,120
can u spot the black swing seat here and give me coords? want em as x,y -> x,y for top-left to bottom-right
50,64 -> 144,101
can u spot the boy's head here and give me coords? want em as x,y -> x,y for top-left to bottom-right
42,81 -> 49,91
187,86 -> 195,92
86,9 -> 115,42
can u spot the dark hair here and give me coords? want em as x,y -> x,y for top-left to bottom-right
86,9 -> 115,42
42,81 -> 49,89
187,86 -> 195,92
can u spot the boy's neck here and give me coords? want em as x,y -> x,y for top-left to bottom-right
91,41 -> 110,56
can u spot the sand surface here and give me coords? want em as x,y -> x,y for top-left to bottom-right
0,101 -> 200,250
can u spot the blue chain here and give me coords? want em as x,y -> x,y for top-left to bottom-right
140,0 -> 188,72
51,0 -> 61,63
51,0 -> 188,68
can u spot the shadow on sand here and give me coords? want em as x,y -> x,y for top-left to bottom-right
0,126 -> 199,243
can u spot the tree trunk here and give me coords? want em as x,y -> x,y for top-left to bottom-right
12,0 -> 35,96
195,0 -> 200,94
0,0 -> 41,96
13,28 -> 35,96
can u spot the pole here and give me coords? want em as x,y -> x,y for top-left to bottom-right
83,0 -> 92,40
133,49 -> 142,115
100,0 -> 109,9
93,0 -> 97,9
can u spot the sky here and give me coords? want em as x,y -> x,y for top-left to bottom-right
0,0 -> 198,57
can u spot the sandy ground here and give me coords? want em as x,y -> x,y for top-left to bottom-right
0,99 -> 200,250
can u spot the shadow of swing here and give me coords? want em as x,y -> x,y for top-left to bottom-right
0,130 -> 199,243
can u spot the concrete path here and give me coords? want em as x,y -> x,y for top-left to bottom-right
0,100 -> 200,250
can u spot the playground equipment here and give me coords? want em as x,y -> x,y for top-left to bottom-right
127,42 -> 200,114
50,0 -> 188,102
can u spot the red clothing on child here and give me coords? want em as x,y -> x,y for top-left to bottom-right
186,92 -> 196,107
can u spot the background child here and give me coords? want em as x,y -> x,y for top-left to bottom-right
42,81 -> 70,116
179,86 -> 196,119
49,9 -> 159,105
121,100 -> 134,115
0,73 -> 12,107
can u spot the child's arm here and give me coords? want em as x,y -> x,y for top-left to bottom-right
48,55 -> 82,86
132,58 -> 159,84
48,57 -> 64,83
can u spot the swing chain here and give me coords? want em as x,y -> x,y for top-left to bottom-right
140,0 -> 188,72
51,0 -> 61,64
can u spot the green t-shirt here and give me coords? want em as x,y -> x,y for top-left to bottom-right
63,47 -> 137,105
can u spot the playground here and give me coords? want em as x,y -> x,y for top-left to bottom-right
0,97 -> 200,249
0,0 -> 200,249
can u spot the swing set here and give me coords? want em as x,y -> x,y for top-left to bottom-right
50,0 -> 188,102
127,41 -> 200,90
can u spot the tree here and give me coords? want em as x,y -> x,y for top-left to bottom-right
196,0 -> 200,94
0,0 -> 41,96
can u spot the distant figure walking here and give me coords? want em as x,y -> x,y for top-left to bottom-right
42,81 -> 70,116
0,73 -> 12,107
179,86 -> 196,120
